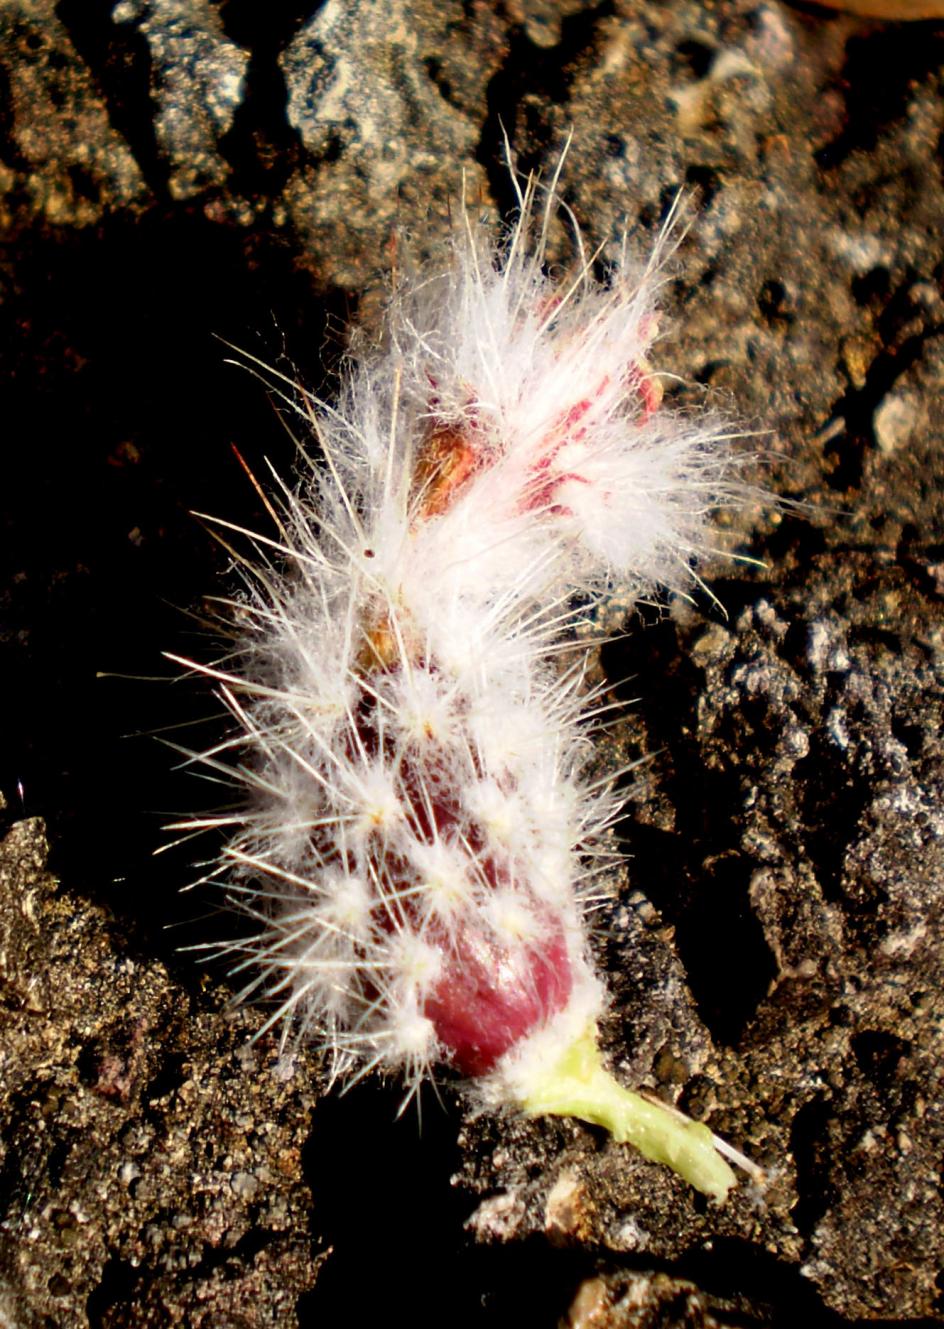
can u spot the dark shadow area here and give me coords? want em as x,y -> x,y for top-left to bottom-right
86,1226 -> 284,1328
814,22 -> 944,172
618,821 -> 777,1048
789,1091 -> 838,1238
601,611 -> 778,1048
823,273 -> 944,493
86,1257 -> 140,1328
853,1028 -> 908,1081
0,206 -> 344,961
216,0 -> 314,196
793,730 -> 871,903
673,850 -> 777,1046
477,1 -> 617,219
301,1080 -> 467,1325
300,1079 -> 597,1328
679,1236 -> 942,1328
55,0 -> 168,195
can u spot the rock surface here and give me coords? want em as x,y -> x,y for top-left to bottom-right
0,817 -> 322,1328
2,0 -> 944,1325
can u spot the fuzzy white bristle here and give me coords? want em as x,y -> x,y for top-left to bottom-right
173,152 -> 748,1130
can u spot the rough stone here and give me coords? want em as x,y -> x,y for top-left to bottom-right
0,0 -> 148,225
0,819 -> 323,1327
562,1270 -> 750,1329
278,0 -> 506,286
112,0 -> 249,201
874,390 -> 920,452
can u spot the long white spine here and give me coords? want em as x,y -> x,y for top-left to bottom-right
171,167 -> 745,1109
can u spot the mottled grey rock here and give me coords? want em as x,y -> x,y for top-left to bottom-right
278,0 -> 506,286
112,0 -> 248,200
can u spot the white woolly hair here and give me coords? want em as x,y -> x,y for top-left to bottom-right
168,150 -> 748,1108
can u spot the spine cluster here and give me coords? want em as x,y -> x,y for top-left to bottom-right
173,165 -> 747,1197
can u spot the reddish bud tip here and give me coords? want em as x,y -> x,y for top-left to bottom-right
423,916 -> 573,1076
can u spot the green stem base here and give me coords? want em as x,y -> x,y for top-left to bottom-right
520,1026 -> 736,1201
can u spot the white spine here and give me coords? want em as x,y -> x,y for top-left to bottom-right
172,165 -> 744,1104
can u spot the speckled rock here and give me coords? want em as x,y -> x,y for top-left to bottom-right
278,0 -> 506,286
0,818 -> 323,1327
0,0 -> 148,225
562,1270 -> 748,1329
111,0 -> 248,201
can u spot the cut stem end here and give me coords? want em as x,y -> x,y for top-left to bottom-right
520,1026 -> 737,1202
